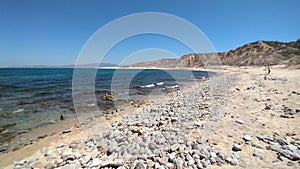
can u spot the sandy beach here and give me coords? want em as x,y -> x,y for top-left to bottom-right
1,66 -> 299,169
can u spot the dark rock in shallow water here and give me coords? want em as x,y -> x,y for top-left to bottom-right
102,94 -> 114,101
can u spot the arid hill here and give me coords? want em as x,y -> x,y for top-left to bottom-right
130,39 -> 300,68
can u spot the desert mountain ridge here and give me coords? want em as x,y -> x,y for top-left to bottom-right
130,39 -> 300,68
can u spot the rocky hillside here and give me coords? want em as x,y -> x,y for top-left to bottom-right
221,40 -> 300,66
131,39 -> 300,67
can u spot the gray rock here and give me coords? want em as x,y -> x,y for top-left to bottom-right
90,149 -> 100,158
198,153 -> 208,160
215,156 -> 226,164
135,161 -> 145,169
27,160 -> 39,168
259,156 -> 265,161
80,154 -> 91,164
41,147 -> 48,154
196,161 -> 203,169
274,135 -> 289,145
107,145 -> 116,155
268,143 -> 281,152
101,159 -> 123,168
232,144 -> 242,151
235,119 -> 244,125
61,164 -> 77,169
155,137 -> 166,145
44,163 -> 54,169
210,151 -> 217,158
61,150 -> 73,159
15,160 -> 26,166
165,162 -> 174,168
278,155 -> 288,161
217,153 -> 225,160
45,150 -> 54,157
170,144 -> 179,152
73,151 -> 82,159
153,149 -> 161,156
69,160 -> 81,168
168,153 -> 176,162
148,143 -> 156,150
142,136 -> 149,143
89,158 -> 102,168
193,154 -> 200,159
287,161 -> 297,166
186,154 -> 193,161
253,148 -> 263,157
282,144 -> 298,152
201,160 -> 208,168
225,157 -> 232,163
197,136 -> 207,144
209,157 -> 216,164
69,143 -> 78,149
57,143 -> 65,148
146,160 -> 155,168
290,152 -> 300,161
175,158 -> 184,167
243,134 -> 252,141
154,162 -> 161,168
157,157 -> 169,165
231,158 -> 238,165
188,159 -> 195,166
14,165 -> 23,169
158,166 -> 165,169
55,158 -> 64,165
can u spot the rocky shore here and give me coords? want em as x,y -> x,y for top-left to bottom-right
1,66 -> 299,169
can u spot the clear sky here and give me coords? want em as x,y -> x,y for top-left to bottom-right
0,0 -> 299,67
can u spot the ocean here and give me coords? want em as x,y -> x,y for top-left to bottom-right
0,68 -> 211,145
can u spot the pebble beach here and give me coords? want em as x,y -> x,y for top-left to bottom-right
1,66 -> 299,169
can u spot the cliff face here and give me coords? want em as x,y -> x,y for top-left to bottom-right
131,39 -> 300,67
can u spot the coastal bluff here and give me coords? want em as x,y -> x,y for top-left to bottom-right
130,39 -> 300,68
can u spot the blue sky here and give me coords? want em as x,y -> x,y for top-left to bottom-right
0,0 -> 299,67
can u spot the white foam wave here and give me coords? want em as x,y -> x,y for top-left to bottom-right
156,82 -> 164,86
165,85 -> 179,89
140,83 -> 156,88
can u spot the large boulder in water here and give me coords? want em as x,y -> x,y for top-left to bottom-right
102,94 -> 113,101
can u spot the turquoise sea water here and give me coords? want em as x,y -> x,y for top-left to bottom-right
0,68 -> 210,141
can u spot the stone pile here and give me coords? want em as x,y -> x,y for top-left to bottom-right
14,76 -> 241,169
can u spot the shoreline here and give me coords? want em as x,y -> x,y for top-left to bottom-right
1,66 -> 300,168
0,67 -> 212,156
